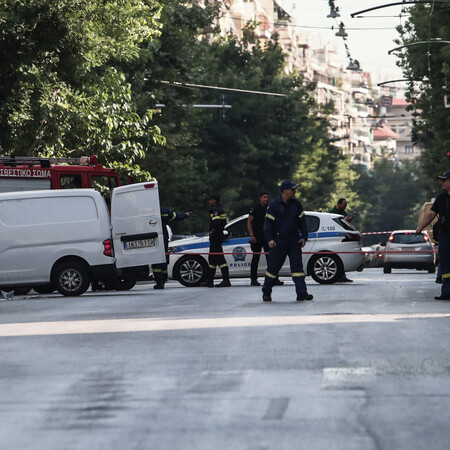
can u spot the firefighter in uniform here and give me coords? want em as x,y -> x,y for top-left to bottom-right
201,194 -> 231,287
262,180 -> 313,302
416,171 -> 450,300
152,207 -> 191,289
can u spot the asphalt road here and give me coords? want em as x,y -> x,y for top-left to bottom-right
1,268 -> 450,450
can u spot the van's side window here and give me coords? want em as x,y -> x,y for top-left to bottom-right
60,175 -> 82,189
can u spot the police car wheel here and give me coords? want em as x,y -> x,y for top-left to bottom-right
174,256 -> 208,287
52,260 -> 90,296
308,253 -> 343,284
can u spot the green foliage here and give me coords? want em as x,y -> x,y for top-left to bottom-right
351,159 -> 426,232
0,0 -> 163,179
144,15 -> 346,232
396,2 -> 450,195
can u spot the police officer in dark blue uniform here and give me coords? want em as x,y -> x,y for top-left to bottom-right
153,207 -> 191,289
201,194 -> 231,288
416,171 -> 450,300
262,180 -> 313,302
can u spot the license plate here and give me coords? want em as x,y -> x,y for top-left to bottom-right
124,238 -> 155,250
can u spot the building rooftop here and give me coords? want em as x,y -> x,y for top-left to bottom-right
391,98 -> 409,107
372,124 -> 399,140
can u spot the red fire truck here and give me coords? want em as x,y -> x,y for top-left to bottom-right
0,155 -> 121,202
0,155 -> 150,294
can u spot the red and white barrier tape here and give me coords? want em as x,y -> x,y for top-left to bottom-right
361,231 -> 393,235
168,250 -> 437,256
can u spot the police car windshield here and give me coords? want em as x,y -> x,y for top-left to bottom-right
391,233 -> 425,244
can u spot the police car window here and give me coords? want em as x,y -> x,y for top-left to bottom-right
91,176 -> 118,202
305,214 -> 319,232
226,218 -> 249,238
60,175 -> 82,189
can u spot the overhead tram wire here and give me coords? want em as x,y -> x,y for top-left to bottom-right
221,15 -> 396,31
158,81 -> 287,97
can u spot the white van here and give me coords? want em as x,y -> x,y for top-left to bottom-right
0,181 -> 166,296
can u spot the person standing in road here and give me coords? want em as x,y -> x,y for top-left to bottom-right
247,192 -> 284,287
153,207 -> 191,289
262,180 -> 313,302
416,171 -> 450,300
328,198 -> 354,282
201,194 -> 231,288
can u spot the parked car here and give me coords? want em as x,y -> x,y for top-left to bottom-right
167,212 -> 364,286
362,243 -> 385,268
382,230 -> 435,274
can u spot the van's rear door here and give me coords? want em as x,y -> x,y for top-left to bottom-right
111,181 -> 165,268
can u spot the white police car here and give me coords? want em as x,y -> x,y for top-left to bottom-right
167,212 -> 364,286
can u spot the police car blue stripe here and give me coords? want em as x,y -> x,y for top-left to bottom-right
171,232 -> 359,253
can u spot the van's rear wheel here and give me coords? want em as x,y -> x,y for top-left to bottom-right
111,276 -> 137,291
52,260 -> 90,296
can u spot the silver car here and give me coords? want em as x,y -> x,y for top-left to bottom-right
167,212 -> 364,286
382,230 -> 435,273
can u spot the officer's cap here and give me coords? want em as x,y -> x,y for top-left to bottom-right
280,180 -> 298,191
437,171 -> 450,180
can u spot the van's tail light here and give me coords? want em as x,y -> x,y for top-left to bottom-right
388,235 -> 394,242
424,234 -> 430,242
103,239 -> 114,257
341,233 -> 361,242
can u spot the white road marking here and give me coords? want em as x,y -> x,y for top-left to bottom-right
0,313 -> 449,337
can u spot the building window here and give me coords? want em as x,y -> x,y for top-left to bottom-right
404,146 -> 414,154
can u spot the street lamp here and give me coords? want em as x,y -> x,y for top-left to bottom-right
351,1 -> 446,18
335,22 -> 348,38
388,39 -> 450,54
346,59 -> 362,71
327,6 -> 340,18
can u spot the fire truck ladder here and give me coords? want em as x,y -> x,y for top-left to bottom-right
0,155 -> 94,167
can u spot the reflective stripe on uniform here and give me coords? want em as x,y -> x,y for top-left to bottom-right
219,263 -> 228,269
211,216 -> 222,220
265,271 -> 277,279
153,269 -> 162,273
298,211 -> 304,218
171,211 -> 177,221
209,264 -> 217,269
443,273 -> 450,279
220,214 -> 226,220
292,272 -> 305,277
266,213 -> 275,221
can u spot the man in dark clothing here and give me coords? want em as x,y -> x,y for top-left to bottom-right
262,180 -> 313,302
416,171 -> 450,300
152,207 -> 191,289
247,192 -> 283,286
329,198 -> 354,282
201,194 -> 231,288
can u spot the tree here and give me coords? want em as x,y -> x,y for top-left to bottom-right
351,159 -> 425,232
396,2 -> 450,196
0,0 -> 164,178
